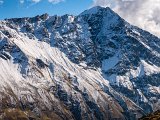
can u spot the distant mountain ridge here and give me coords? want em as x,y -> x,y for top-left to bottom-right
0,6 -> 160,120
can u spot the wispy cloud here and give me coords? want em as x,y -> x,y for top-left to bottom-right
20,0 -> 64,4
32,0 -> 41,3
31,0 -> 65,4
20,0 -> 24,4
48,0 -> 65,4
19,0 -> 41,4
92,0 -> 160,37
0,0 -> 3,5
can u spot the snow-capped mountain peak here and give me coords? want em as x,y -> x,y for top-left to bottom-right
0,7 -> 160,120
80,6 -> 116,15
80,6 -> 104,15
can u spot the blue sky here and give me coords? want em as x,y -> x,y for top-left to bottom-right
0,0 -> 93,19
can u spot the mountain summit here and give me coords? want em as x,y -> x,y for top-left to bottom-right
0,7 -> 160,120
80,6 -> 106,15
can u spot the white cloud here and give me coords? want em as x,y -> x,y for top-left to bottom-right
48,0 -> 65,4
92,0 -> 160,37
0,0 -> 3,5
20,0 -> 24,4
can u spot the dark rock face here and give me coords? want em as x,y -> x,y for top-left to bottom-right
0,35 -> 29,75
36,59 -> 46,68
0,51 -> 11,60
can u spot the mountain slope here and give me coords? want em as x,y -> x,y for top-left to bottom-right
0,6 -> 160,120
139,110 -> 160,120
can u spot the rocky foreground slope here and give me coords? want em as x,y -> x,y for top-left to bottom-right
139,110 -> 160,120
0,6 -> 160,120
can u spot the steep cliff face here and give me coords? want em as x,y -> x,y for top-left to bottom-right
0,6 -> 159,120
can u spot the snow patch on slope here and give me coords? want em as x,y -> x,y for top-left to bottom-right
105,59 -> 160,91
1,25 -> 111,102
141,60 -> 160,75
